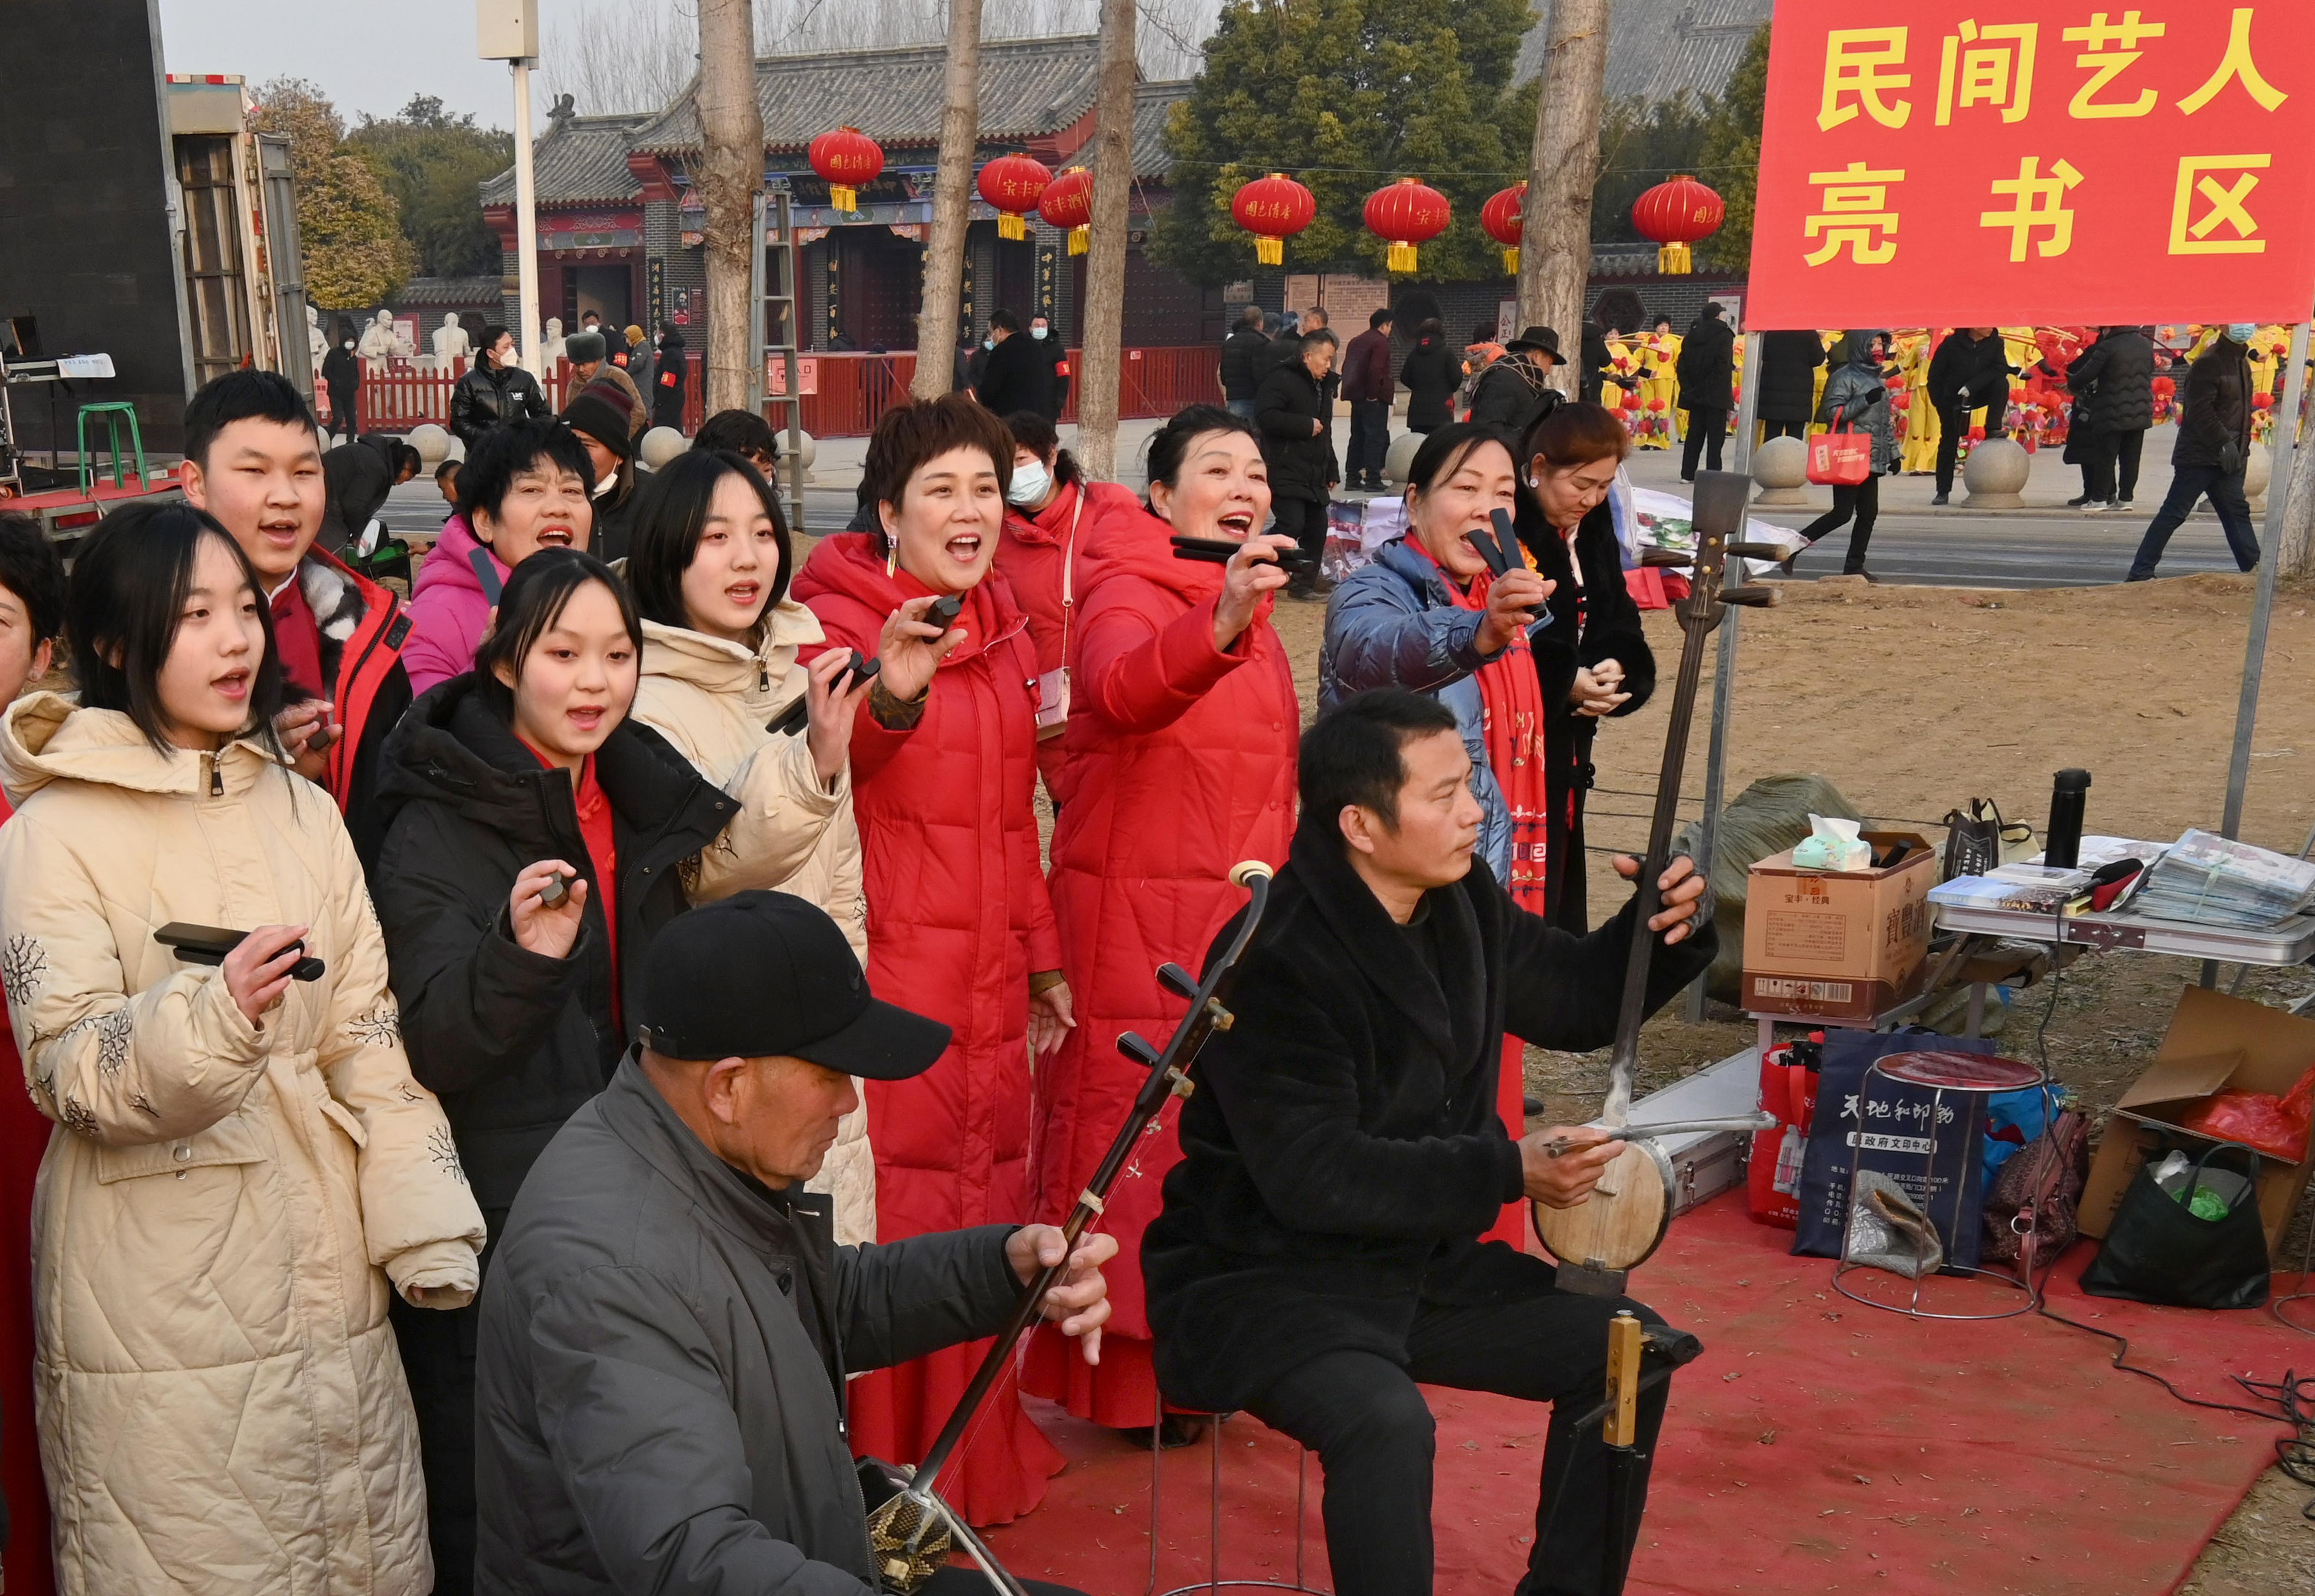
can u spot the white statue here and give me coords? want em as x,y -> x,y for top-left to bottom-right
539,317 -> 567,369
432,312 -> 472,364
305,304 -> 326,384
357,308 -> 401,365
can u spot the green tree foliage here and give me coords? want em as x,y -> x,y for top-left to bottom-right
1590,91 -> 1713,246
349,96 -> 515,279
1695,23 -> 1768,270
251,78 -> 416,309
1151,0 -> 1537,286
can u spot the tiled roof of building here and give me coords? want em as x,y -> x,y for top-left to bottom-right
479,110 -> 651,207
632,34 -> 1103,156
389,275 -> 506,306
1131,80 -> 1190,178
1518,0 -> 1771,104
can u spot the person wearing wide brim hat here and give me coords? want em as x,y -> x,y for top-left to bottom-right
1468,324 -> 1568,438
471,890 -> 1113,1595
563,378 -> 642,560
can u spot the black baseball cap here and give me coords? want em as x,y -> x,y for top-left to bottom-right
637,892 -> 951,1079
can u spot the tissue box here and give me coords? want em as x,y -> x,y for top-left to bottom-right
1742,831 -> 1936,1022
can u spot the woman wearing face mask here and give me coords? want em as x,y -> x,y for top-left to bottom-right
0,501 -> 485,1596
562,378 -> 642,562
1511,403 -> 1657,932
1316,421 -> 1557,1243
791,394 -> 1074,1526
990,409 -> 1141,797
625,450 -> 878,1241
371,550 -> 733,1590
449,324 -> 551,453
1789,331 -> 1897,582
1020,404 -> 1300,1437
402,418 -> 597,694
322,318 -> 363,444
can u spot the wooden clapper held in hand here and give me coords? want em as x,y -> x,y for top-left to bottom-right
1525,475 -> 1782,1294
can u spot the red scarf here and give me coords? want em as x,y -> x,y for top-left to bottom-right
1405,536 -> 1550,910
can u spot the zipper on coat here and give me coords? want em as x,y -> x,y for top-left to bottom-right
206,754 -> 222,797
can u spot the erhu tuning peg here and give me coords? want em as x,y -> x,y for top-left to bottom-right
1116,1032 -> 1162,1067
1723,541 -> 1787,560
1720,585 -> 1779,607
1637,546 -> 1691,569
1156,962 -> 1198,999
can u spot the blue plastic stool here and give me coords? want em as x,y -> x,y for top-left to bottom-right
76,402 -> 147,494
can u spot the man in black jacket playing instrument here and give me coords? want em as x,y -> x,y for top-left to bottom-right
474,892 -> 1112,1596
1145,690 -> 1715,1596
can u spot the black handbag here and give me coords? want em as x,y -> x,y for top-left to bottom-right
2079,1141 -> 2270,1309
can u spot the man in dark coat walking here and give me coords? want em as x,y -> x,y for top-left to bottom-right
649,322 -> 689,433
1674,304 -> 1735,479
1146,690 -> 1714,1596
1925,326 -> 2013,504
1257,329 -> 1342,599
1341,307 -> 1396,492
2062,325 -> 2157,511
322,319 -> 363,444
475,892 -> 1111,1596
1755,329 -> 1827,441
2129,325 -> 2261,579
974,308 -> 1050,418
1467,326 -> 1565,442
1219,304 -> 1271,418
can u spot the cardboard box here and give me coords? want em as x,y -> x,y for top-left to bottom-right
2077,985 -> 2315,1261
1741,831 -> 1936,1022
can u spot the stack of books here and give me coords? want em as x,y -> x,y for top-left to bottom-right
1929,863 -> 2096,916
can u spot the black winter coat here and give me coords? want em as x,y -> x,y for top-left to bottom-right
321,343 -> 362,394
1219,325 -> 1270,401
650,335 -> 689,428
475,1058 -> 1024,1596
451,361 -> 551,450
1143,818 -> 1714,1414
1400,336 -> 1460,430
372,676 -> 735,1214
2062,329 -> 2157,436
1926,330 -> 2012,414
1515,497 -> 1657,930
1466,353 -> 1562,440
1675,315 -> 1735,411
1756,330 -> 1827,423
1256,360 -> 1338,502
973,330 -> 1051,419
2174,336 -> 2253,472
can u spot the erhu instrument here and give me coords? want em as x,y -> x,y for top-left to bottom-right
1528,473 -> 1782,1289
862,861 -> 1278,1594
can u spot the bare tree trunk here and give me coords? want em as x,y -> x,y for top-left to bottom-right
697,0 -> 764,415
2281,405 -> 2315,576
1074,0 -> 1136,478
913,0 -> 985,399
1518,0 -> 1610,398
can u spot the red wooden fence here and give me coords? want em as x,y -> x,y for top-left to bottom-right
329,348 -> 1224,441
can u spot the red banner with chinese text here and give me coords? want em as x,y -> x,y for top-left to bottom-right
1747,3 -> 2315,329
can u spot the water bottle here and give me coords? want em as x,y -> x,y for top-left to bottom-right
2045,768 -> 2090,869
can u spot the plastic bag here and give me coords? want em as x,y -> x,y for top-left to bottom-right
2177,1060 -> 2315,1163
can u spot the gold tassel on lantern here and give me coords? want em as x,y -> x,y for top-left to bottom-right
1657,240 -> 1693,274
1256,237 -> 1283,265
1069,225 -> 1089,256
830,184 -> 858,211
999,213 -> 1026,241
1388,241 -> 1417,272
1501,245 -> 1520,274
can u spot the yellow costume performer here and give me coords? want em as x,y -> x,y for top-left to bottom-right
1897,331 -> 1940,474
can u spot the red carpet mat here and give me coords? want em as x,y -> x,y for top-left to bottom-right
978,1192 -> 2309,1595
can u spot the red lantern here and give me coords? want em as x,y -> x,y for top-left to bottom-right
977,153 -> 1053,240
1364,178 -> 1451,274
1039,167 -> 1094,256
1631,175 -> 1726,274
808,126 -> 883,212
1480,183 -> 1525,274
1230,173 -> 1316,266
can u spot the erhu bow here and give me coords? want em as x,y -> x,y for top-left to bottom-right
1528,473 -> 1780,1289
862,861 -> 1278,1594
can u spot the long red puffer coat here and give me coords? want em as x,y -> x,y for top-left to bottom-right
791,532 -> 1064,1526
1020,501 -> 1298,1428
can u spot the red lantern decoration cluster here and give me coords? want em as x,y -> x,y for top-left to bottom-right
1481,183 -> 1526,274
808,126 -> 883,212
1039,167 -> 1094,256
1363,178 -> 1451,274
978,153 -> 1053,240
1631,175 -> 1726,275
1229,173 -> 1316,265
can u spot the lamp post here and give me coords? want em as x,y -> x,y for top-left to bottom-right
478,0 -> 542,374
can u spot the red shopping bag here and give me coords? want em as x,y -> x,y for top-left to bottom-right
1807,425 -> 1871,486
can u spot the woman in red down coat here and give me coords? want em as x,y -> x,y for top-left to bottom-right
1023,405 -> 1299,1433
790,396 -> 1077,1528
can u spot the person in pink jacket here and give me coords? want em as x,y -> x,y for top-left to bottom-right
1022,404 -> 1300,1438
403,420 -> 593,694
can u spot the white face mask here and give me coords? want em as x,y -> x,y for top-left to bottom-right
1030,325 -> 1048,340
342,340 -> 354,349
1006,459 -> 1051,506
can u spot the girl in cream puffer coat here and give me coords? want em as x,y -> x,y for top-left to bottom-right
626,452 -> 875,1242
0,692 -> 485,1595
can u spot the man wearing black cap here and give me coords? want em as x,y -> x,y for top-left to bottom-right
474,891 -> 1112,1596
1467,325 -> 1566,440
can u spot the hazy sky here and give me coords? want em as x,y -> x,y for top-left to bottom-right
157,0 -> 518,126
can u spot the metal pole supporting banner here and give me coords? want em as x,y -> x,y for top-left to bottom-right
1685,329 -> 1766,1021
511,57 -> 542,377
2204,317 -> 2312,987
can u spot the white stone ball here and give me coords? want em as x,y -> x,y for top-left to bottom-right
1383,430 -> 1424,487
2244,441 -> 2272,499
407,424 -> 451,467
1962,436 -> 2031,505
639,426 -> 688,469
